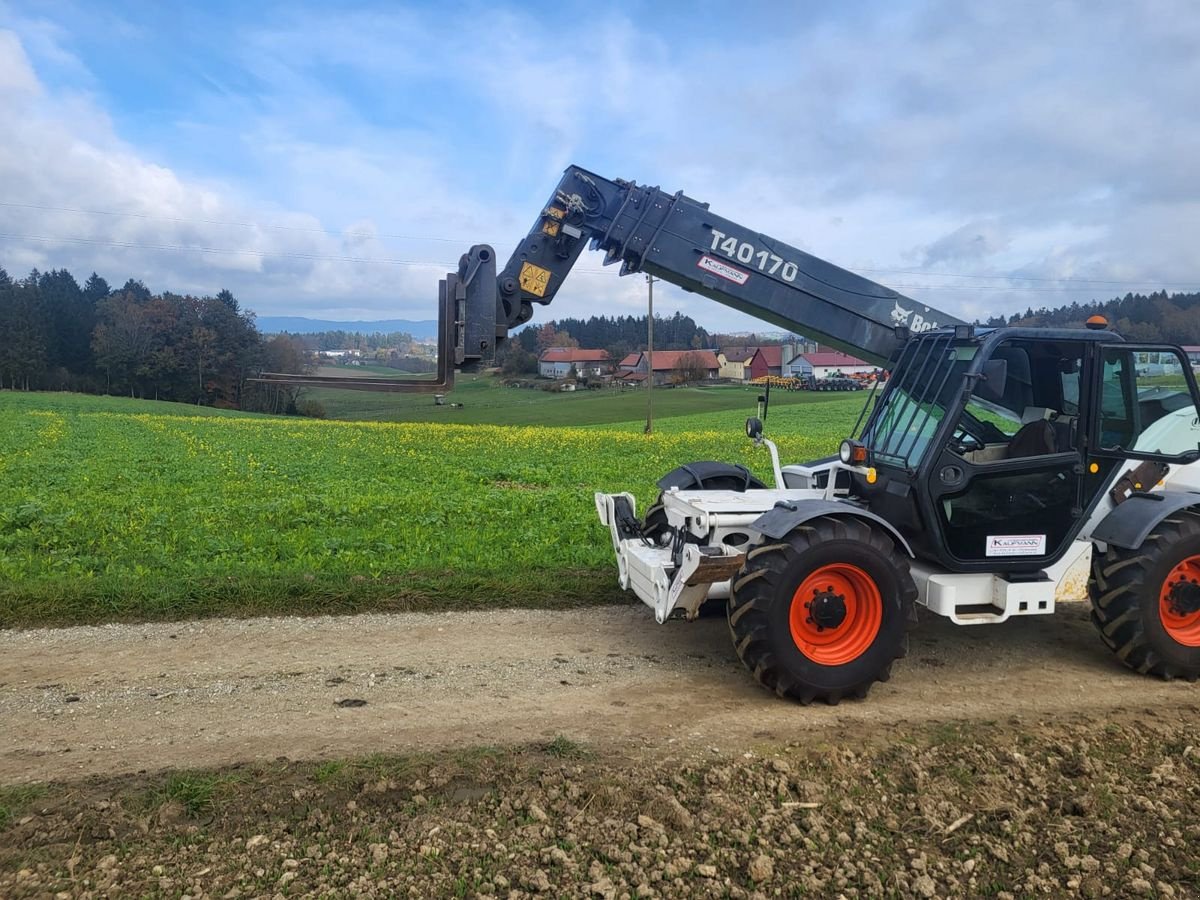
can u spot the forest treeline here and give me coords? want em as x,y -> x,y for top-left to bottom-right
0,267 -> 312,412
500,313 -> 726,374
988,290 -> 1200,342
501,290 -> 1200,375
5,264 -> 1200,409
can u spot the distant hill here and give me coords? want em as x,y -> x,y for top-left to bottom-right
255,316 -> 439,339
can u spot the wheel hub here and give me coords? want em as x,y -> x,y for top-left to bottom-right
806,588 -> 847,631
1166,578 -> 1200,617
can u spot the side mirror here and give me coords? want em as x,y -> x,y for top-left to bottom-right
745,416 -> 763,440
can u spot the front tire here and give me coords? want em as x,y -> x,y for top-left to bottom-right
1088,512 -> 1200,681
729,516 -> 916,704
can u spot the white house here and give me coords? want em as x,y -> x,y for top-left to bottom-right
785,348 -> 876,380
538,348 -> 611,379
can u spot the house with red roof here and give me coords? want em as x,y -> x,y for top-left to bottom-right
617,352 -> 642,374
538,348 -> 611,379
785,347 -> 875,380
627,349 -> 720,385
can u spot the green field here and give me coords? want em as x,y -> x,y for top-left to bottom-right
0,389 -> 862,626
307,376 -> 858,426
314,364 -> 434,381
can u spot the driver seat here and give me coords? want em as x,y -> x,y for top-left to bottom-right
1006,409 -> 1058,458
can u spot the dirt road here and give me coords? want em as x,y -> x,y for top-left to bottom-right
2,600 -> 1197,783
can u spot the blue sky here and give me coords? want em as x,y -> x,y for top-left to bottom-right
2,0 -> 1199,331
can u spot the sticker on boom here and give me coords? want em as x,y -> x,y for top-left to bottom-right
986,534 -> 1046,557
697,255 -> 750,286
519,262 -> 552,297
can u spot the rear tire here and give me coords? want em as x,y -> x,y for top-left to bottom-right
728,516 -> 916,704
1088,512 -> 1200,681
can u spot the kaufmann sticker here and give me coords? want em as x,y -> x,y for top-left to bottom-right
986,534 -> 1046,556
697,255 -> 750,285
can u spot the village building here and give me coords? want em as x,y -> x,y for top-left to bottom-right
538,348 -> 611,379
627,349 -> 720,386
720,343 -> 801,381
617,352 -> 642,374
784,347 -> 875,380
717,347 -> 757,381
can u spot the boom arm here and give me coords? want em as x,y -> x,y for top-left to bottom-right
480,165 -> 962,367
258,165 -> 963,392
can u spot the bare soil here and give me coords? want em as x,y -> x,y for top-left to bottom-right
2,601 -> 1199,785
3,600 -> 1200,897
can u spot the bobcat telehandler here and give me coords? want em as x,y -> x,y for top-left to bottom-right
268,165 -> 1200,703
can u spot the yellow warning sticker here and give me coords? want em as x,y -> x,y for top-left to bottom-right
545,206 -> 566,220
542,221 -> 560,237
519,262 -> 552,297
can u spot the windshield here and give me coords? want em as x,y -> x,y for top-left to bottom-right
861,335 -> 970,467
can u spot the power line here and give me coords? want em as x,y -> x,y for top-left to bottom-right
858,267 -> 1200,288
1,231 -> 1196,294
5,200 -> 1200,290
0,232 -> 454,267
0,201 -> 467,244
0,230 -> 615,275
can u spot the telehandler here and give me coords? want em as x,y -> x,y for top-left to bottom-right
270,165 -> 1200,703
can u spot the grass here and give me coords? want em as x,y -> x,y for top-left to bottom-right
156,772 -> 234,817
0,784 -> 46,830
542,736 -> 590,759
0,387 -> 861,626
314,364 -> 434,381
305,375 -> 858,427
312,760 -> 348,784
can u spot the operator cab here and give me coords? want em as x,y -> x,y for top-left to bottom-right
853,326 -> 1200,573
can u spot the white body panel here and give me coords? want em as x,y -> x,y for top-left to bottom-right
596,441 -> 1200,630
911,540 -> 1092,624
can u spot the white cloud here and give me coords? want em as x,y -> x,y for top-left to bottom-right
2,0 -> 1200,340
0,29 -> 39,95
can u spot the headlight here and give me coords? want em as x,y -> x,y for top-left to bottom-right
839,439 -> 868,465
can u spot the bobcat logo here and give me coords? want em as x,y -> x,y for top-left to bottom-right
891,300 -> 939,333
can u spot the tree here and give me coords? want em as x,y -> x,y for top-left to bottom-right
39,268 -> 90,381
92,289 -> 158,395
671,351 -> 708,385
83,273 -> 110,304
243,334 -> 313,414
499,345 -> 538,376
0,271 -> 50,389
534,322 -> 578,352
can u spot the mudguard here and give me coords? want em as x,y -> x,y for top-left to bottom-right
1091,491 -> 1200,550
752,498 -> 914,557
656,461 -> 767,492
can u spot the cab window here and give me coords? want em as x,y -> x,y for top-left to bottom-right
949,339 -> 1084,461
1097,348 -> 1200,457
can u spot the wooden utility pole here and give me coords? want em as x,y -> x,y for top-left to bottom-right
646,274 -> 656,434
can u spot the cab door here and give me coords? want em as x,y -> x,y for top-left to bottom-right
1088,344 -> 1200,462
926,338 -> 1088,568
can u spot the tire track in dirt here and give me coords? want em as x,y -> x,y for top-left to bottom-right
2,601 -> 1197,783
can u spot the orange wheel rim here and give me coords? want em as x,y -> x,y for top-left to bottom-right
789,563 -> 883,665
1160,556 -> 1200,647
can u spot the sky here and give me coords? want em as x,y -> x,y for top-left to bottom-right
1,0 -> 1199,333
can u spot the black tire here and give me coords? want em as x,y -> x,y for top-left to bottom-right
1088,512 -> 1200,681
728,516 -> 916,704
